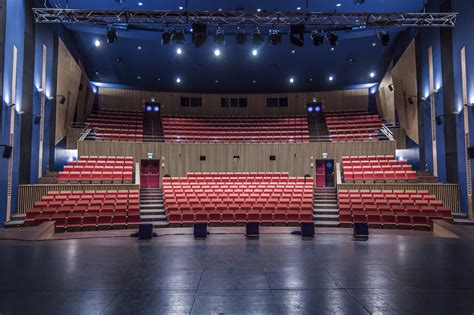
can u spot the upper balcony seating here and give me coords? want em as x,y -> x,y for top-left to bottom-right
24,189 -> 140,232
161,116 -> 310,143
342,155 -> 417,182
162,172 -> 314,225
325,111 -> 382,142
338,189 -> 452,229
58,156 -> 134,184
86,109 -> 144,142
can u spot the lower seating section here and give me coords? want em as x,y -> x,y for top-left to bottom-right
325,111 -> 382,142
24,190 -> 140,232
338,189 -> 452,229
86,109 -> 144,142
59,156 -> 134,184
161,116 -> 310,143
163,172 -> 314,225
342,155 -> 417,182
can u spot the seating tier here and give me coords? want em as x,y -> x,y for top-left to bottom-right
24,189 -> 140,232
342,155 -> 417,182
325,112 -> 382,142
338,189 -> 451,229
86,110 -> 144,142
162,173 -> 314,224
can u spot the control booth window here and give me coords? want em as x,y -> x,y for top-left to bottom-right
221,97 -> 248,108
181,97 -> 202,107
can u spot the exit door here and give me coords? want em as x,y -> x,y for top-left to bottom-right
141,160 -> 160,188
315,159 -> 335,187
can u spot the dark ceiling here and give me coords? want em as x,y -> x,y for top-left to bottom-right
43,0 -> 427,93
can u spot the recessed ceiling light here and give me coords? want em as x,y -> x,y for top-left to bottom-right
138,2 -> 143,6
137,76 -> 141,80
330,47 -> 335,51
157,78 -> 161,81
336,3 -> 342,7
95,71 -> 100,75
289,77 -> 295,84
215,80 -> 219,83
214,48 -> 221,56
252,49 -> 258,56
291,49 -> 295,54
372,42 -> 377,47
370,72 -> 376,78
218,8 -> 223,11
257,8 -> 261,12
176,48 -> 182,55
176,77 -> 181,83
137,46 -> 142,50
309,78 -> 313,82
179,6 -> 183,10
253,80 -> 256,83
94,39 -> 101,47
296,6 -> 301,10
329,76 -> 334,81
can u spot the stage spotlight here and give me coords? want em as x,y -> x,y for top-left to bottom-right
327,32 -> 338,46
268,30 -> 281,45
191,23 -> 208,47
106,26 -> 118,44
162,30 -> 172,44
153,106 -> 159,112
311,30 -> 324,46
146,105 -> 152,112
378,31 -> 390,46
172,29 -> 185,44
235,28 -> 247,44
252,28 -> 263,44
214,27 -> 225,44
289,24 -> 305,47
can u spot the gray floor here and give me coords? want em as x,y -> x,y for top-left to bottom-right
1,230 -> 474,314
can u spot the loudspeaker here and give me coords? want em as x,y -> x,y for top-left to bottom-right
435,116 -> 443,125
301,222 -> 315,239
468,147 -> 474,159
246,222 -> 259,238
194,222 -> 207,239
34,115 -> 41,125
135,223 -> 154,239
2,145 -> 12,159
353,222 -> 369,240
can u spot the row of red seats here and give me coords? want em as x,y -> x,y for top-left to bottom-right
24,189 -> 140,232
330,133 -> 380,141
86,110 -> 144,142
342,155 -> 395,162
58,171 -> 133,183
168,212 -> 314,224
326,113 -> 382,143
342,155 -> 416,182
325,111 -> 376,117
338,189 -> 451,229
163,136 -> 309,143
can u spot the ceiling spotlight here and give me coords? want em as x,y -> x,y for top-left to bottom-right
372,42 -> 377,47
252,28 -> 263,44
289,24 -> 305,47
191,23 -> 208,47
176,48 -> 182,55
214,48 -> 221,56
178,6 -> 183,10
137,76 -> 141,80
172,29 -> 185,44
289,77 -> 295,84
162,30 -> 172,44
327,32 -> 338,46
138,2 -> 143,6
137,46 -> 142,50
378,31 -> 390,46
252,49 -> 258,56
268,30 -> 282,45
370,72 -> 375,78
311,30 -> 324,46
94,39 -> 101,47
235,28 -> 247,44
329,76 -> 334,81
336,3 -> 342,7
106,26 -> 118,44
214,27 -> 225,44
176,77 -> 181,83
257,8 -> 261,12
296,7 -> 301,10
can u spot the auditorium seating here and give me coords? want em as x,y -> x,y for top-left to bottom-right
161,116 -> 310,143
325,111 -> 382,142
58,156 -> 134,184
86,109 -> 144,142
162,172 -> 314,225
342,155 -> 417,182
338,189 -> 452,229
24,189 -> 140,232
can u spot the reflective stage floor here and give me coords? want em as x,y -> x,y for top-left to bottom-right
1,227 -> 474,314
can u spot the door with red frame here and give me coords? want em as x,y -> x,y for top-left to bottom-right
315,159 -> 335,187
141,160 -> 160,188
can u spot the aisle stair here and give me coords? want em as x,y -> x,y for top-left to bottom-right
139,188 -> 169,227
313,187 -> 340,227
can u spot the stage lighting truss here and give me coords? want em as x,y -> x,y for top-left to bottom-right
33,9 -> 457,30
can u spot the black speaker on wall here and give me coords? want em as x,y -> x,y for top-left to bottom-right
468,147 -> 474,159
34,115 -> 41,125
2,145 -> 12,159
435,116 -> 443,125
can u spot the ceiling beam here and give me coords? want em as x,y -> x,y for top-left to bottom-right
33,9 -> 457,29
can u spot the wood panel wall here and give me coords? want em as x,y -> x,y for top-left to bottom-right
78,140 -> 396,178
55,38 -> 82,144
391,39 -> 419,144
376,62 -> 396,123
17,184 -> 140,213
98,87 -> 369,115
338,183 -> 460,214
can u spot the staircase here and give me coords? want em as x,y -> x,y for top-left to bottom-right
452,213 -> 474,225
307,113 -> 329,142
143,112 -> 164,142
139,188 -> 168,227
4,214 -> 26,228
313,187 -> 340,227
